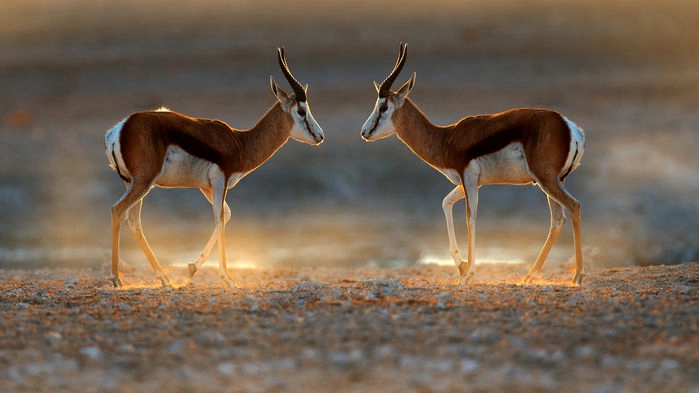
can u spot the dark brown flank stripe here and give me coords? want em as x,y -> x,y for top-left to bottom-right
392,100 -> 571,175
119,103 -> 292,181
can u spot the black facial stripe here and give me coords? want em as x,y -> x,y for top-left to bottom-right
366,111 -> 382,137
302,115 -> 320,141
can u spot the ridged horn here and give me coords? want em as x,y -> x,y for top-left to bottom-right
377,42 -> 407,98
277,47 -> 307,102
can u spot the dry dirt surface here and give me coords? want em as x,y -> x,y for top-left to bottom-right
0,262 -> 697,393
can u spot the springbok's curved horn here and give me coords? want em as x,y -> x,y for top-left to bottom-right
377,42 -> 407,98
277,47 -> 307,102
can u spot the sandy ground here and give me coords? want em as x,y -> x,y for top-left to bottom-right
1,0 -> 698,270
0,262 -> 697,393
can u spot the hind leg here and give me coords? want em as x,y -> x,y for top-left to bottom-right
522,196 -> 566,283
125,200 -> 173,287
111,181 -> 152,288
534,179 -> 583,285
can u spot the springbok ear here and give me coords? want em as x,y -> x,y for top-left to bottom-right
395,72 -> 416,101
270,76 -> 291,105
373,81 -> 380,93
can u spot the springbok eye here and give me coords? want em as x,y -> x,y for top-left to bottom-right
379,104 -> 388,113
297,108 -> 306,117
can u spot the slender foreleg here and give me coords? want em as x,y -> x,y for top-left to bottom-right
211,182 -> 239,288
442,186 -> 466,264
459,173 -> 479,284
187,188 -> 231,279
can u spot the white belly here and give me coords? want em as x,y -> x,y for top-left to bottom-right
156,146 -> 217,188
436,142 -> 533,187
475,142 -> 533,186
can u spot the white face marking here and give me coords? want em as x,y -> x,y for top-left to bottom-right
289,101 -> 324,145
361,97 -> 397,141
105,118 -> 130,179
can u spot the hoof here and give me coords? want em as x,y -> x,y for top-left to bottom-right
454,262 -> 474,285
188,262 -> 198,278
221,276 -> 240,289
110,275 -> 124,288
159,277 -> 174,288
458,262 -> 469,276
454,262 -> 472,284
572,272 -> 585,286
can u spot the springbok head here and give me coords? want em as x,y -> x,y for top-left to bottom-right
361,42 -> 416,141
270,47 -> 324,145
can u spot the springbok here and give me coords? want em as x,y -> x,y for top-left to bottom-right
361,43 -> 585,285
105,47 -> 323,288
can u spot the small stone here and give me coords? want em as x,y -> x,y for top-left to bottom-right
63,279 -> 78,288
78,346 -> 102,360
460,358 -> 480,373
216,361 -> 236,376
45,332 -> 63,342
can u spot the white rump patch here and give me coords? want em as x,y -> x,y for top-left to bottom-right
155,106 -> 171,112
105,118 -> 130,179
562,117 -> 585,176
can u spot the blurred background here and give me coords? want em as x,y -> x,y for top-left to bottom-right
0,0 -> 697,273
